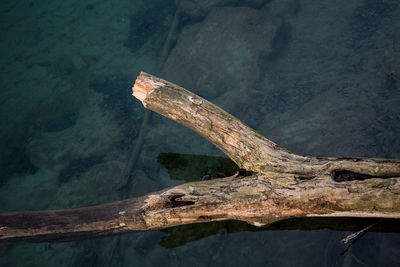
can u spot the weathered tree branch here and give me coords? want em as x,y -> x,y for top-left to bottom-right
0,72 -> 399,242
132,72 -> 400,178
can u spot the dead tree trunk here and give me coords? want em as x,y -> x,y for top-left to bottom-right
1,72 -> 399,242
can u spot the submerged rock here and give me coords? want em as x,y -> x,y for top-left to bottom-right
176,0 -> 266,19
162,7 -> 281,100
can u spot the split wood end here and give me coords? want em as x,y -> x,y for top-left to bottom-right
132,72 -> 166,105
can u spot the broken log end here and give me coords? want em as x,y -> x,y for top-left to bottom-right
132,72 -> 166,105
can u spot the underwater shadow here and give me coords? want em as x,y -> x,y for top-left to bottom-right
159,217 -> 400,249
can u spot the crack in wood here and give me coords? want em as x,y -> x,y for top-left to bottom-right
167,194 -> 196,208
332,170 -> 391,182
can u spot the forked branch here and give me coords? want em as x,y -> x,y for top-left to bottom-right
0,72 -> 399,242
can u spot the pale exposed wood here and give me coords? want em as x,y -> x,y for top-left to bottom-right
1,171 -> 399,242
132,72 -> 400,178
0,72 -> 399,242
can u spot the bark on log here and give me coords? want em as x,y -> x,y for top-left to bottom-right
1,72 -> 399,242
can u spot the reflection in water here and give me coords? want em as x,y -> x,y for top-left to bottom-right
157,153 -> 239,181
160,217 -> 400,249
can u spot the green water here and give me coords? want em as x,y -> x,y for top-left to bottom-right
1,0 -> 399,266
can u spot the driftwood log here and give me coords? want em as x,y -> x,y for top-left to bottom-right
0,72 -> 399,242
